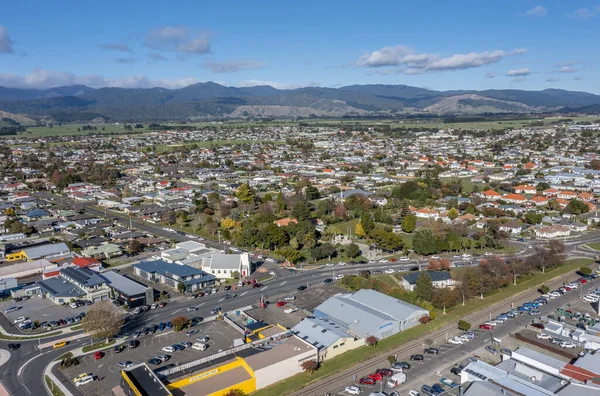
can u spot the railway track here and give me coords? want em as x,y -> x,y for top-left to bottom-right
294,271 -> 583,396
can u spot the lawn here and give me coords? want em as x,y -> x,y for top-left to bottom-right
14,123 -> 135,137
328,218 -> 360,235
586,242 -> 600,251
45,376 -> 65,396
81,339 -> 115,353
250,257 -> 593,396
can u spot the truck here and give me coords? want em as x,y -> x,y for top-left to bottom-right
387,372 -> 407,388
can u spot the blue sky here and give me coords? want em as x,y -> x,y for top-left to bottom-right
0,1 -> 599,92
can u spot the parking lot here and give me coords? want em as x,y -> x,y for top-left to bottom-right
60,319 -> 242,394
291,283 -> 345,312
0,296 -> 89,332
245,301 -> 307,329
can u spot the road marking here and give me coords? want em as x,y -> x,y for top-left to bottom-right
240,292 -> 248,296
262,286 -> 269,291
172,308 -> 182,314
280,281 -> 287,286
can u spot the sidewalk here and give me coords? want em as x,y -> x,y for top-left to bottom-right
44,360 -> 74,396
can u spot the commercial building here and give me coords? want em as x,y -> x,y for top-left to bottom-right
202,253 -> 252,279
133,259 -> 216,292
121,363 -> 171,396
36,266 -> 111,304
101,270 -> 153,308
292,316 -> 363,361
313,289 -> 429,339
6,242 -> 70,262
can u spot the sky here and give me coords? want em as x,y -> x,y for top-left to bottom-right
0,1 -> 599,93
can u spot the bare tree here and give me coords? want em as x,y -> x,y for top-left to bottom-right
81,301 -> 124,342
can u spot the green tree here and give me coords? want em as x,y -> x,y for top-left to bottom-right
447,208 -> 459,220
223,390 -> 247,396
414,272 -> 434,302
236,183 -> 255,204
565,199 -> 589,215
360,212 -> 375,234
346,243 -> 361,258
412,229 -> 439,255
276,192 -> 287,210
304,185 -> 320,200
370,229 -> 404,251
540,284 -> 550,294
275,247 -> 304,264
292,200 -> 311,221
401,215 -> 417,233
580,266 -> 592,275
523,212 -> 543,225
177,283 -> 186,294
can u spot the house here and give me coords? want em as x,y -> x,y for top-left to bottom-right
557,191 -> 577,200
274,218 -> 298,227
402,271 -> 455,291
480,190 -> 502,201
71,257 -> 102,271
334,189 -> 373,201
133,259 -> 216,292
498,222 -> 523,235
313,289 -> 429,339
291,317 -> 363,361
529,195 -> 548,206
542,188 -> 560,197
415,208 -> 439,220
535,225 -> 570,239
514,184 -> 536,194
502,193 -> 527,204
578,192 -> 594,202
369,196 -> 388,206
201,253 -> 252,278
100,271 -> 153,308
80,243 -> 122,260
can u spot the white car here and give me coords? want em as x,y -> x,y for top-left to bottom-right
284,307 -> 298,314
457,335 -> 470,342
283,295 -> 296,301
583,295 -> 599,303
448,337 -> 462,345
334,274 -> 344,280
399,257 -> 410,262
560,341 -> 577,349
162,346 -> 175,353
409,391 -> 421,396
338,262 -> 347,266
430,255 -> 440,259
344,385 -> 361,395
537,333 -> 552,340
461,254 -> 472,259
13,316 -> 26,324
484,252 -> 493,256
384,269 -> 395,274
75,375 -> 94,387
567,283 -> 578,289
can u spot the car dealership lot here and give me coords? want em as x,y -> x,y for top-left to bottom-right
59,319 -> 241,394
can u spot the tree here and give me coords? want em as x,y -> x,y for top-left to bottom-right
540,285 -> 550,294
355,222 -> 366,238
300,359 -> 318,375
304,185 -> 320,200
346,243 -> 361,258
412,229 -> 439,255
360,212 -> 375,234
81,301 -> 124,342
129,239 -> 142,254
419,315 -> 431,324
292,200 -> 311,221
231,270 -> 240,279
365,335 -> 378,346
172,316 -> 190,331
236,183 -> 255,204
177,282 -> 186,294
276,192 -> 287,211
458,320 -> 471,331
223,390 -> 246,396
359,270 -> 371,279
580,266 -> 592,276
401,215 -> 416,233
275,248 -> 304,264
369,229 -> 404,252
447,208 -> 459,220
414,272 -> 434,301
565,199 -> 589,215
523,212 -> 543,225
220,217 -> 239,229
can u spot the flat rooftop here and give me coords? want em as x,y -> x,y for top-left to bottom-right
178,366 -> 252,396
125,363 -> 171,396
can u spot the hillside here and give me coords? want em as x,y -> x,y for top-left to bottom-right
0,83 -> 599,121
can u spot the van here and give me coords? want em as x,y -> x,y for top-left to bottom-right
75,375 -> 94,387
192,342 -> 207,351
386,372 -> 407,388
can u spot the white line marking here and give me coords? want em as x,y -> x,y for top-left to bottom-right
280,281 -> 287,286
172,308 -> 182,314
262,286 -> 269,291
240,292 -> 248,296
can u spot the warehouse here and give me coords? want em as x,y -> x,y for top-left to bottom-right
313,289 -> 429,340
6,242 -> 70,262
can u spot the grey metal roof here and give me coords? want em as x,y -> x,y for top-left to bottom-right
100,271 -> 148,296
314,289 -> 428,338
37,277 -> 86,298
23,242 -> 69,259
60,266 -> 106,287
403,271 -> 452,285
511,347 -> 566,371
574,352 -> 600,374
292,317 -> 352,350
205,254 -> 241,270
134,259 -> 206,278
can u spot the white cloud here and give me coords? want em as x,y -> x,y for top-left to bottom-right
0,68 -> 200,89
506,68 -> 531,76
546,77 -> 560,82
98,43 -> 132,52
203,60 -> 266,73
484,72 -> 496,79
567,6 -> 600,18
558,66 -> 576,73
525,6 -> 547,17
144,26 -> 211,55
237,80 -> 320,90
0,26 -> 14,54
356,45 -> 527,74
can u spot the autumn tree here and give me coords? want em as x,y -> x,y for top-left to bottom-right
81,301 -> 124,342
355,221 -> 366,238
365,335 -> 378,346
220,217 -> 240,229
447,208 -> 459,220
401,214 -> 416,233
275,248 -> 304,264
301,359 -> 318,375
172,316 -> 191,331
236,183 -> 255,204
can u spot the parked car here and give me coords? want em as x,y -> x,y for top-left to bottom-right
560,341 -> 577,349
75,375 -> 94,387
479,324 -> 493,330
344,385 -> 361,395
297,285 -> 307,291
359,377 -> 376,385
162,346 -> 175,353
129,340 -> 138,349
450,367 -> 462,376
118,361 -> 135,368
186,329 -> 199,336
368,372 -> 383,382
94,351 -> 103,360
148,358 -> 162,365
376,368 -> 393,377
537,333 -> 552,340
392,361 -> 410,370
276,301 -> 287,307
485,346 -> 499,355
284,307 -> 298,314
449,337 -> 463,345
114,345 -> 125,353
410,354 -> 424,361
196,336 -> 209,343
424,348 -> 439,355
531,323 -> 545,329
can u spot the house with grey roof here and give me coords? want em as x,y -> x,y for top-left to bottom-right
313,289 -> 429,339
291,317 -> 364,361
36,266 -> 111,304
202,253 -> 252,278
402,271 -> 455,291
133,259 -> 216,292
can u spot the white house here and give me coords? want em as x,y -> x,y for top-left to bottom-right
402,271 -> 454,291
535,225 -> 570,239
202,253 -> 252,279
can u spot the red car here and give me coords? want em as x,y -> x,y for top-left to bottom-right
368,372 -> 383,382
376,368 -> 393,377
253,283 -> 263,288
479,324 -> 493,330
276,301 -> 287,307
359,377 -> 376,385
532,323 -> 545,329
579,279 -> 587,284
94,351 -> 103,360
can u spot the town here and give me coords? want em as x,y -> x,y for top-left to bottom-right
0,118 -> 597,396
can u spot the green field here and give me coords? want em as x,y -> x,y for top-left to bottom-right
586,243 -> 600,251
11,123 -> 136,137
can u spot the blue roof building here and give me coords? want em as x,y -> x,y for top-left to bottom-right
133,260 -> 216,292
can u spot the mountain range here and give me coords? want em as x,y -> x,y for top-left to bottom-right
1,83 -> 600,122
